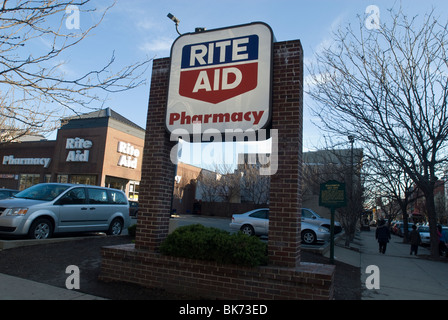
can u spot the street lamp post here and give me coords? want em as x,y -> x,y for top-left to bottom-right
167,13 -> 182,36
348,135 -> 358,231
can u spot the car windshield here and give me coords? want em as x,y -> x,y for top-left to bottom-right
302,208 -> 321,219
14,184 -> 71,201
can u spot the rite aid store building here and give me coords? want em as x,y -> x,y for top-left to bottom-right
0,108 -> 144,200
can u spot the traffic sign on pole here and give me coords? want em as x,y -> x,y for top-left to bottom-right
319,180 -> 346,264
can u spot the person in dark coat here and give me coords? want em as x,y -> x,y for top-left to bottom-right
409,224 -> 421,255
375,219 -> 391,254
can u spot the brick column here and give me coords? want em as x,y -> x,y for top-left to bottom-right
268,40 -> 303,268
135,57 -> 174,252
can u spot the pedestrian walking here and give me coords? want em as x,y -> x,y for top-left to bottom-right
409,224 -> 421,255
375,219 -> 391,254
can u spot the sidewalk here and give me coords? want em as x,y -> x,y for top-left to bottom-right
0,273 -> 105,300
327,228 -> 448,300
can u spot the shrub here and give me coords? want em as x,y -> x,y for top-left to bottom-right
160,224 -> 268,267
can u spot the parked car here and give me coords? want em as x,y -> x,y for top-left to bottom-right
418,226 -> 431,245
129,200 -> 139,217
0,183 -> 130,239
229,208 -> 331,244
418,225 -> 448,246
301,208 -> 343,234
392,221 -> 402,235
397,222 -> 414,237
0,188 -> 19,200
390,221 -> 414,237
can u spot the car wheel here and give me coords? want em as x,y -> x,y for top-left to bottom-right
301,230 -> 316,244
240,224 -> 255,236
28,218 -> 53,239
107,218 -> 123,236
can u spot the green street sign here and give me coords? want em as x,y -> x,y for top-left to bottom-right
319,180 -> 346,208
319,180 -> 346,264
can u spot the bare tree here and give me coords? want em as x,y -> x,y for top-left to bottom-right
238,155 -> 270,205
364,145 -> 416,242
197,169 -> 219,202
308,7 -> 448,258
213,164 -> 241,203
0,0 -> 151,142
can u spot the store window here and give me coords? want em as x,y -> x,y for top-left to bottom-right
57,175 -> 69,184
19,174 -> 40,191
129,181 -> 140,200
70,175 -> 97,185
105,176 -> 127,192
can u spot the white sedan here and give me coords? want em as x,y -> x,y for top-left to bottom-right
229,208 -> 330,245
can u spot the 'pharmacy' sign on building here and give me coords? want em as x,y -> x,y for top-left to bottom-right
166,22 -> 273,134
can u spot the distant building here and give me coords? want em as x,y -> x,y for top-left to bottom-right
0,108 -> 144,199
302,148 -> 363,219
172,162 -> 203,215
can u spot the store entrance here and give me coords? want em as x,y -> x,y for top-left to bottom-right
105,176 -> 128,192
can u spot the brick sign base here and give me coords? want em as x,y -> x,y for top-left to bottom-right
99,40 -> 335,300
100,243 -> 334,299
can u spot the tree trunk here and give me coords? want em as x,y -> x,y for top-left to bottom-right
402,206 -> 410,244
425,191 -> 439,259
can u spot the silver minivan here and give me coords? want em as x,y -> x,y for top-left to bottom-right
0,183 -> 130,239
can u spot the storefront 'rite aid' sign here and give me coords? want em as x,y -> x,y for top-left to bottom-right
66,137 -> 92,162
166,22 -> 273,134
117,141 -> 140,169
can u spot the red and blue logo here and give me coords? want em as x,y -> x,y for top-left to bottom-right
178,35 -> 259,104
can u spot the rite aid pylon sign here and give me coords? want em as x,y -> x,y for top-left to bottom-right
166,22 -> 273,134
